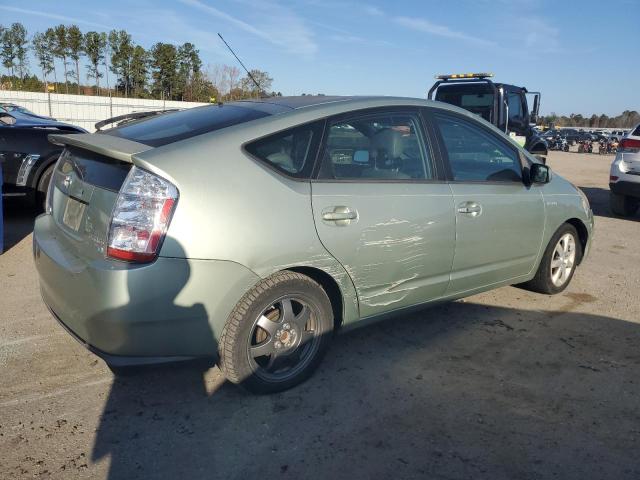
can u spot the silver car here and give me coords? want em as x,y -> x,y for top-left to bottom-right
33,96 -> 593,393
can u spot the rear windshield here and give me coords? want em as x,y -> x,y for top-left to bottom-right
105,104 -> 271,147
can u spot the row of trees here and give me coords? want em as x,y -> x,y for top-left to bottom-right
542,111 -> 640,129
0,22 -> 276,102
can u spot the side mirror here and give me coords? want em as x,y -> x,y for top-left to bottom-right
530,163 -> 550,184
530,97 -> 539,124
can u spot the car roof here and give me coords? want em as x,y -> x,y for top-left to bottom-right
232,95 -> 462,114
435,83 -> 521,93
232,95 -> 373,111
204,95 -> 528,150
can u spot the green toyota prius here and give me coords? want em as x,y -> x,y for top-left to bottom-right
33,96 -> 593,393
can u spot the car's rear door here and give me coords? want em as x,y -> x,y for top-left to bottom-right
429,110 -> 545,295
310,108 -> 455,318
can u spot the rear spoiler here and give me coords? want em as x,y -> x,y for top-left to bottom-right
48,133 -> 152,164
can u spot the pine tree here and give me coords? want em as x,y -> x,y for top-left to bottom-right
67,25 -> 84,94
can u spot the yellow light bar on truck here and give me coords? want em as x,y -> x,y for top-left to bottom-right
435,73 -> 494,80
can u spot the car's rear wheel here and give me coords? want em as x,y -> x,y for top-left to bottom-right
610,192 -> 639,217
519,223 -> 582,294
219,271 -> 334,394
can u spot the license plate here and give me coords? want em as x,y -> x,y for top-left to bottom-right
62,197 -> 86,232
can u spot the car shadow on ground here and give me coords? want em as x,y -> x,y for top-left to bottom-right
1,198 -> 36,252
92,297 -> 640,480
578,186 -> 640,221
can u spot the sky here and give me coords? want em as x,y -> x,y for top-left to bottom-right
1,0 -> 638,116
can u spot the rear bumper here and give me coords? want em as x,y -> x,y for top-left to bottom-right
47,305 -> 201,366
609,181 -> 640,198
33,214 -> 260,363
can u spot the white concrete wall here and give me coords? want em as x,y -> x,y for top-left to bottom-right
0,90 -> 207,132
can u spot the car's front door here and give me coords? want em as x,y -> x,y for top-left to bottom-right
310,109 -> 455,318
431,111 -> 545,295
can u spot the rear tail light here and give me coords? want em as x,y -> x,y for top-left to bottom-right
619,138 -> 640,153
107,166 -> 178,263
610,175 -> 619,181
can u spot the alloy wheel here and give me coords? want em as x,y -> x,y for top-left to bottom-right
550,233 -> 576,287
247,295 -> 320,382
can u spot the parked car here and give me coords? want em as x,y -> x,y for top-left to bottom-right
0,110 -> 85,209
560,129 -> 583,145
609,122 -> 640,216
0,102 -> 54,121
608,130 -> 629,142
33,96 -> 593,393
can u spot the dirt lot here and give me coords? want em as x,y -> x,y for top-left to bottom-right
1,151 -> 639,480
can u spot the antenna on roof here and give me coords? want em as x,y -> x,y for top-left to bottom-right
217,33 -> 262,94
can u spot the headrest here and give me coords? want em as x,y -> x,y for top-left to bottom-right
372,128 -> 404,159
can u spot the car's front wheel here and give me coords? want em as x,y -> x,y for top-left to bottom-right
520,223 -> 582,294
219,271 -> 334,394
610,192 -> 639,217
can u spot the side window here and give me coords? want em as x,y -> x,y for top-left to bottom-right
434,113 -> 522,182
319,113 -> 433,180
245,123 -> 320,178
507,93 -> 523,121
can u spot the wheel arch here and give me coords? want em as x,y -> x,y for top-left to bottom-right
33,151 -> 62,192
286,266 -> 344,331
566,217 -> 589,264
529,141 -> 548,156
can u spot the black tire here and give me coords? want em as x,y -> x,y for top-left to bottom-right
219,271 -> 334,394
519,223 -> 582,295
36,163 -> 55,212
610,192 -> 639,217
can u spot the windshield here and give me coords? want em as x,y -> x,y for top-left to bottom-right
436,91 -> 495,123
1,104 -> 37,115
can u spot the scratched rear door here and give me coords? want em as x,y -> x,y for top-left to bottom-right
310,108 -> 455,318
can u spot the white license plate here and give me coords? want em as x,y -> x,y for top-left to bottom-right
62,197 -> 86,232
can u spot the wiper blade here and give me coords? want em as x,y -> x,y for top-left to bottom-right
95,109 -> 179,131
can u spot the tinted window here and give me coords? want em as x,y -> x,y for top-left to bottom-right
319,113 -> 433,180
58,147 -> 131,191
435,113 -> 522,182
437,91 -> 495,124
245,123 -> 321,178
507,93 -> 523,119
632,125 -> 640,136
106,104 -> 270,147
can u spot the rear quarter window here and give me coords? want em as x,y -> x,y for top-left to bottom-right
632,125 -> 640,137
105,104 -> 271,147
244,122 -> 323,179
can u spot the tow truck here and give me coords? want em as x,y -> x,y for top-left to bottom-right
428,73 -> 548,162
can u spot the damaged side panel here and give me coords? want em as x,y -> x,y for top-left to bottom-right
311,182 -> 455,319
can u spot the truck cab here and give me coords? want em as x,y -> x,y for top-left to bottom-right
429,73 -> 548,162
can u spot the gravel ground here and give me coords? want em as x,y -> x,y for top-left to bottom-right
1,151 -> 639,480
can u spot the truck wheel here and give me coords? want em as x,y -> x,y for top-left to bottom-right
36,163 -> 55,212
610,192 -> 639,217
218,271 -> 334,394
519,224 -> 581,295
